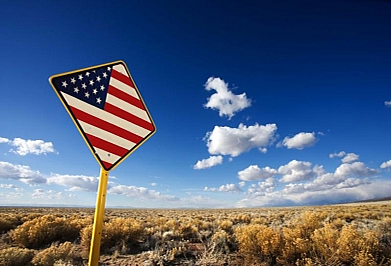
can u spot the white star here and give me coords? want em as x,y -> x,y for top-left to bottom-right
92,88 -> 98,94
61,81 -> 68,88
82,83 -> 87,89
70,77 -> 76,84
89,80 -> 94,86
96,76 -> 101,82
96,97 -> 102,104
78,74 -> 83,80
85,72 -> 90,77
74,87 -> 79,93
93,70 -> 96,73
102,72 -> 108,78
100,85 -> 105,91
107,66 -> 111,71
85,92 -> 90,98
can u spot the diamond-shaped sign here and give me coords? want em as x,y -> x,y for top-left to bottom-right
49,60 -> 156,171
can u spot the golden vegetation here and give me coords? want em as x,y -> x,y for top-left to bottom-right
0,204 -> 390,265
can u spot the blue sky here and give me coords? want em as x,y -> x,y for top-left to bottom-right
1,0 -> 391,208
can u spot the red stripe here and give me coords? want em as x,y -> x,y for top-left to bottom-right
69,107 -> 144,144
111,69 -> 134,88
86,133 -> 128,157
102,161 -> 112,170
107,85 -> 145,110
105,102 -> 154,131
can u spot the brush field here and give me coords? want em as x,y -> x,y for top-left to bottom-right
0,202 -> 390,265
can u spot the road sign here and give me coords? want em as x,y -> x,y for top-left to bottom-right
49,60 -> 156,171
49,60 -> 156,265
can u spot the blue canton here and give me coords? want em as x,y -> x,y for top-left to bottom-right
52,65 -> 113,110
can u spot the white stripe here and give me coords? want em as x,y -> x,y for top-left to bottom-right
106,94 -> 151,122
94,147 -> 121,164
78,120 -> 137,149
61,92 -> 151,138
109,77 -> 139,99
113,64 -> 128,76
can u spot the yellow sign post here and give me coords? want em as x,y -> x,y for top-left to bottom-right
88,168 -> 109,266
49,61 -> 156,265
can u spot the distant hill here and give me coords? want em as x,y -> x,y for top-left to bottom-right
353,196 -> 391,203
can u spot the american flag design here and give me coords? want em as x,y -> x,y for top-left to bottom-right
50,61 -> 156,171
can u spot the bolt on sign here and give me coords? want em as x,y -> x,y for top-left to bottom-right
49,60 -> 156,171
49,60 -> 156,266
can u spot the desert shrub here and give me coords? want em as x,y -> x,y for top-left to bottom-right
11,215 -> 81,248
0,247 -> 35,266
234,224 -> 281,264
217,219 -> 233,232
178,222 -> 199,240
32,241 -> 81,266
310,223 -> 340,264
335,225 -> 381,264
278,212 -> 325,264
81,218 -> 144,256
211,230 -> 232,253
0,215 -> 19,233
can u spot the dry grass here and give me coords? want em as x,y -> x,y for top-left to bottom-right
0,204 -> 390,265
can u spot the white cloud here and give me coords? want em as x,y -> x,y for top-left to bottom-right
10,138 -> 56,156
0,137 -> 56,156
247,178 -> 277,196
329,151 -> 346,158
108,185 -> 178,201
204,77 -> 251,119
204,183 -> 242,193
385,100 -> 391,107
150,182 -> 158,187
329,151 -> 360,163
0,137 -> 10,143
0,184 -> 16,189
0,161 -> 46,184
238,165 -> 277,181
280,132 -> 317,150
334,162 -> 377,178
341,153 -> 359,163
380,160 -> 391,169
278,160 -> 315,183
47,174 -> 98,192
205,123 -> 277,157
193,156 -> 223,170
237,179 -> 391,208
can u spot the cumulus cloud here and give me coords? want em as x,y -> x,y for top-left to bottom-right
0,161 -> 46,184
280,132 -> 317,150
204,77 -> 251,119
205,123 -> 277,157
247,178 -> 277,196
204,183 -> 242,193
380,160 -> 391,169
193,156 -> 223,170
47,174 -> 98,192
0,137 -> 56,156
237,180 -> 391,208
313,162 -> 377,187
334,162 -> 377,178
278,160 -> 316,183
385,100 -> 391,107
108,185 -> 178,201
0,137 -> 9,143
238,165 -> 277,181
0,184 -> 17,189
341,153 -> 359,163
329,151 -> 346,158
329,151 -> 359,163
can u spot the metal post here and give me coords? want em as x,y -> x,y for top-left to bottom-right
88,168 -> 109,266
